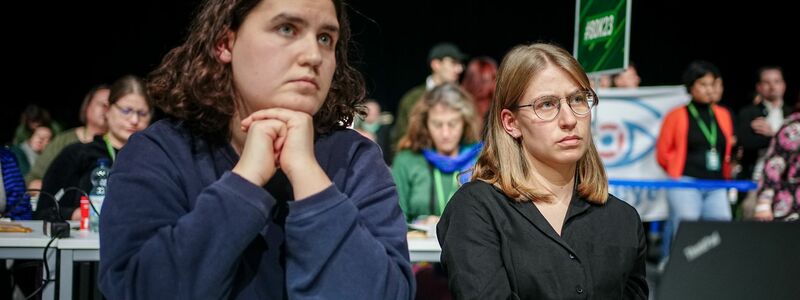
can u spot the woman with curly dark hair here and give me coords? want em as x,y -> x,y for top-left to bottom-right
97,0 -> 414,299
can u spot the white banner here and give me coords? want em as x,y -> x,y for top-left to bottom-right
594,86 -> 689,221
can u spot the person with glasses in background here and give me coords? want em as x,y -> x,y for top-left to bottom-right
392,83 -> 481,300
35,75 -> 151,221
437,43 -> 648,299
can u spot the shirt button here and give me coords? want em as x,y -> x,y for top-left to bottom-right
569,253 -> 576,259
576,285 -> 584,294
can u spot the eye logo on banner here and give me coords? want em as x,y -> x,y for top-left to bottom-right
594,86 -> 690,222
594,98 -> 661,168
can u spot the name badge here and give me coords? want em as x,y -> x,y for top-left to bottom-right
706,149 -> 720,171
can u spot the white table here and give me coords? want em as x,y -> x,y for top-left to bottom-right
54,233 -> 442,297
4,221 -> 444,299
57,229 -> 99,300
407,237 -> 441,262
0,221 -> 58,300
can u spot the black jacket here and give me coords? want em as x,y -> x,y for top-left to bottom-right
437,181 -> 647,300
35,135 -> 113,221
735,102 -> 793,179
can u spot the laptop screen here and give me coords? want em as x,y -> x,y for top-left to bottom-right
657,221 -> 799,300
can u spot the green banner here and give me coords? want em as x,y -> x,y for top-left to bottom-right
574,0 -> 631,74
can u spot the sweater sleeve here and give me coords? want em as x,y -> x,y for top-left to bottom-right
283,139 -> 414,299
391,152 -> 414,222
97,133 -> 277,299
437,185 -> 514,300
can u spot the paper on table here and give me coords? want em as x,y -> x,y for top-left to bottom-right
0,221 -> 33,233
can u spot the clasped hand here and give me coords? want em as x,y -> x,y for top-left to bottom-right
232,108 -> 330,199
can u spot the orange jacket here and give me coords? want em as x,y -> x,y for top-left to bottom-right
656,104 -> 734,179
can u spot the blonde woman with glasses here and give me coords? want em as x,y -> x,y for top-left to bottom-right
437,43 -> 647,299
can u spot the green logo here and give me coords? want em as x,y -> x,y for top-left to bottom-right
574,0 -> 631,74
583,12 -> 615,44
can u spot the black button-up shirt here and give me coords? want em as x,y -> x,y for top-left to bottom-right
438,181 -> 648,299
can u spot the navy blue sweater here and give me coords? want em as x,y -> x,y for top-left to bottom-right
98,120 -> 414,299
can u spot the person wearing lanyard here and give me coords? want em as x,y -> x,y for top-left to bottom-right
391,83 -> 481,299
35,75 -> 152,221
392,83 -> 482,226
656,60 -> 734,260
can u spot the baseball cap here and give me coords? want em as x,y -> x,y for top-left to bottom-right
428,42 -> 467,63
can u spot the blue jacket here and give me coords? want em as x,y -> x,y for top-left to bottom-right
99,119 -> 414,299
1,146 -> 31,220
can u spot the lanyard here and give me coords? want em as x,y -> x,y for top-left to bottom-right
103,134 -> 116,162
433,168 -> 458,215
687,103 -> 717,148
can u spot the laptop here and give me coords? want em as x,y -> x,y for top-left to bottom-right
657,221 -> 799,300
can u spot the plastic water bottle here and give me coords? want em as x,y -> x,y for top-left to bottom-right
88,158 -> 110,232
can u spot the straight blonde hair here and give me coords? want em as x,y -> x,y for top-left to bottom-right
472,43 -> 608,204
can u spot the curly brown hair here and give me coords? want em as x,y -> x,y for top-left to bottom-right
397,84 -> 480,152
148,0 -> 365,139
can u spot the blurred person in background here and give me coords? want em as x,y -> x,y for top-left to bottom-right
393,83 -> 480,300
392,83 -> 480,226
736,66 -> 791,182
10,104 -> 61,146
461,56 -> 497,135
611,63 -> 641,88
392,42 -> 466,149
9,125 -> 52,178
753,99 -> 799,221
35,75 -> 151,221
353,99 -> 393,164
26,85 -> 110,185
656,61 -> 734,260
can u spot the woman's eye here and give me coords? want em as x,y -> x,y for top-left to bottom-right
319,34 -> 334,47
537,99 -> 557,110
277,25 -> 295,36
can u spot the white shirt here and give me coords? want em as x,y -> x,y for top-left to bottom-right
752,100 -> 785,180
764,100 -> 784,133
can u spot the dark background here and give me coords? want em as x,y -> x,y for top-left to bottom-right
3,0 -> 797,143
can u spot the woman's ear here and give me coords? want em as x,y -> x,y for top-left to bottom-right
500,108 -> 521,139
215,30 -> 235,63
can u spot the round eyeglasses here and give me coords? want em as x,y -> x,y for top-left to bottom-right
515,90 -> 596,121
113,103 -> 152,119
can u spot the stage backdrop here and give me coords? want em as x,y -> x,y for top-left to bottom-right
594,86 -> 689,221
